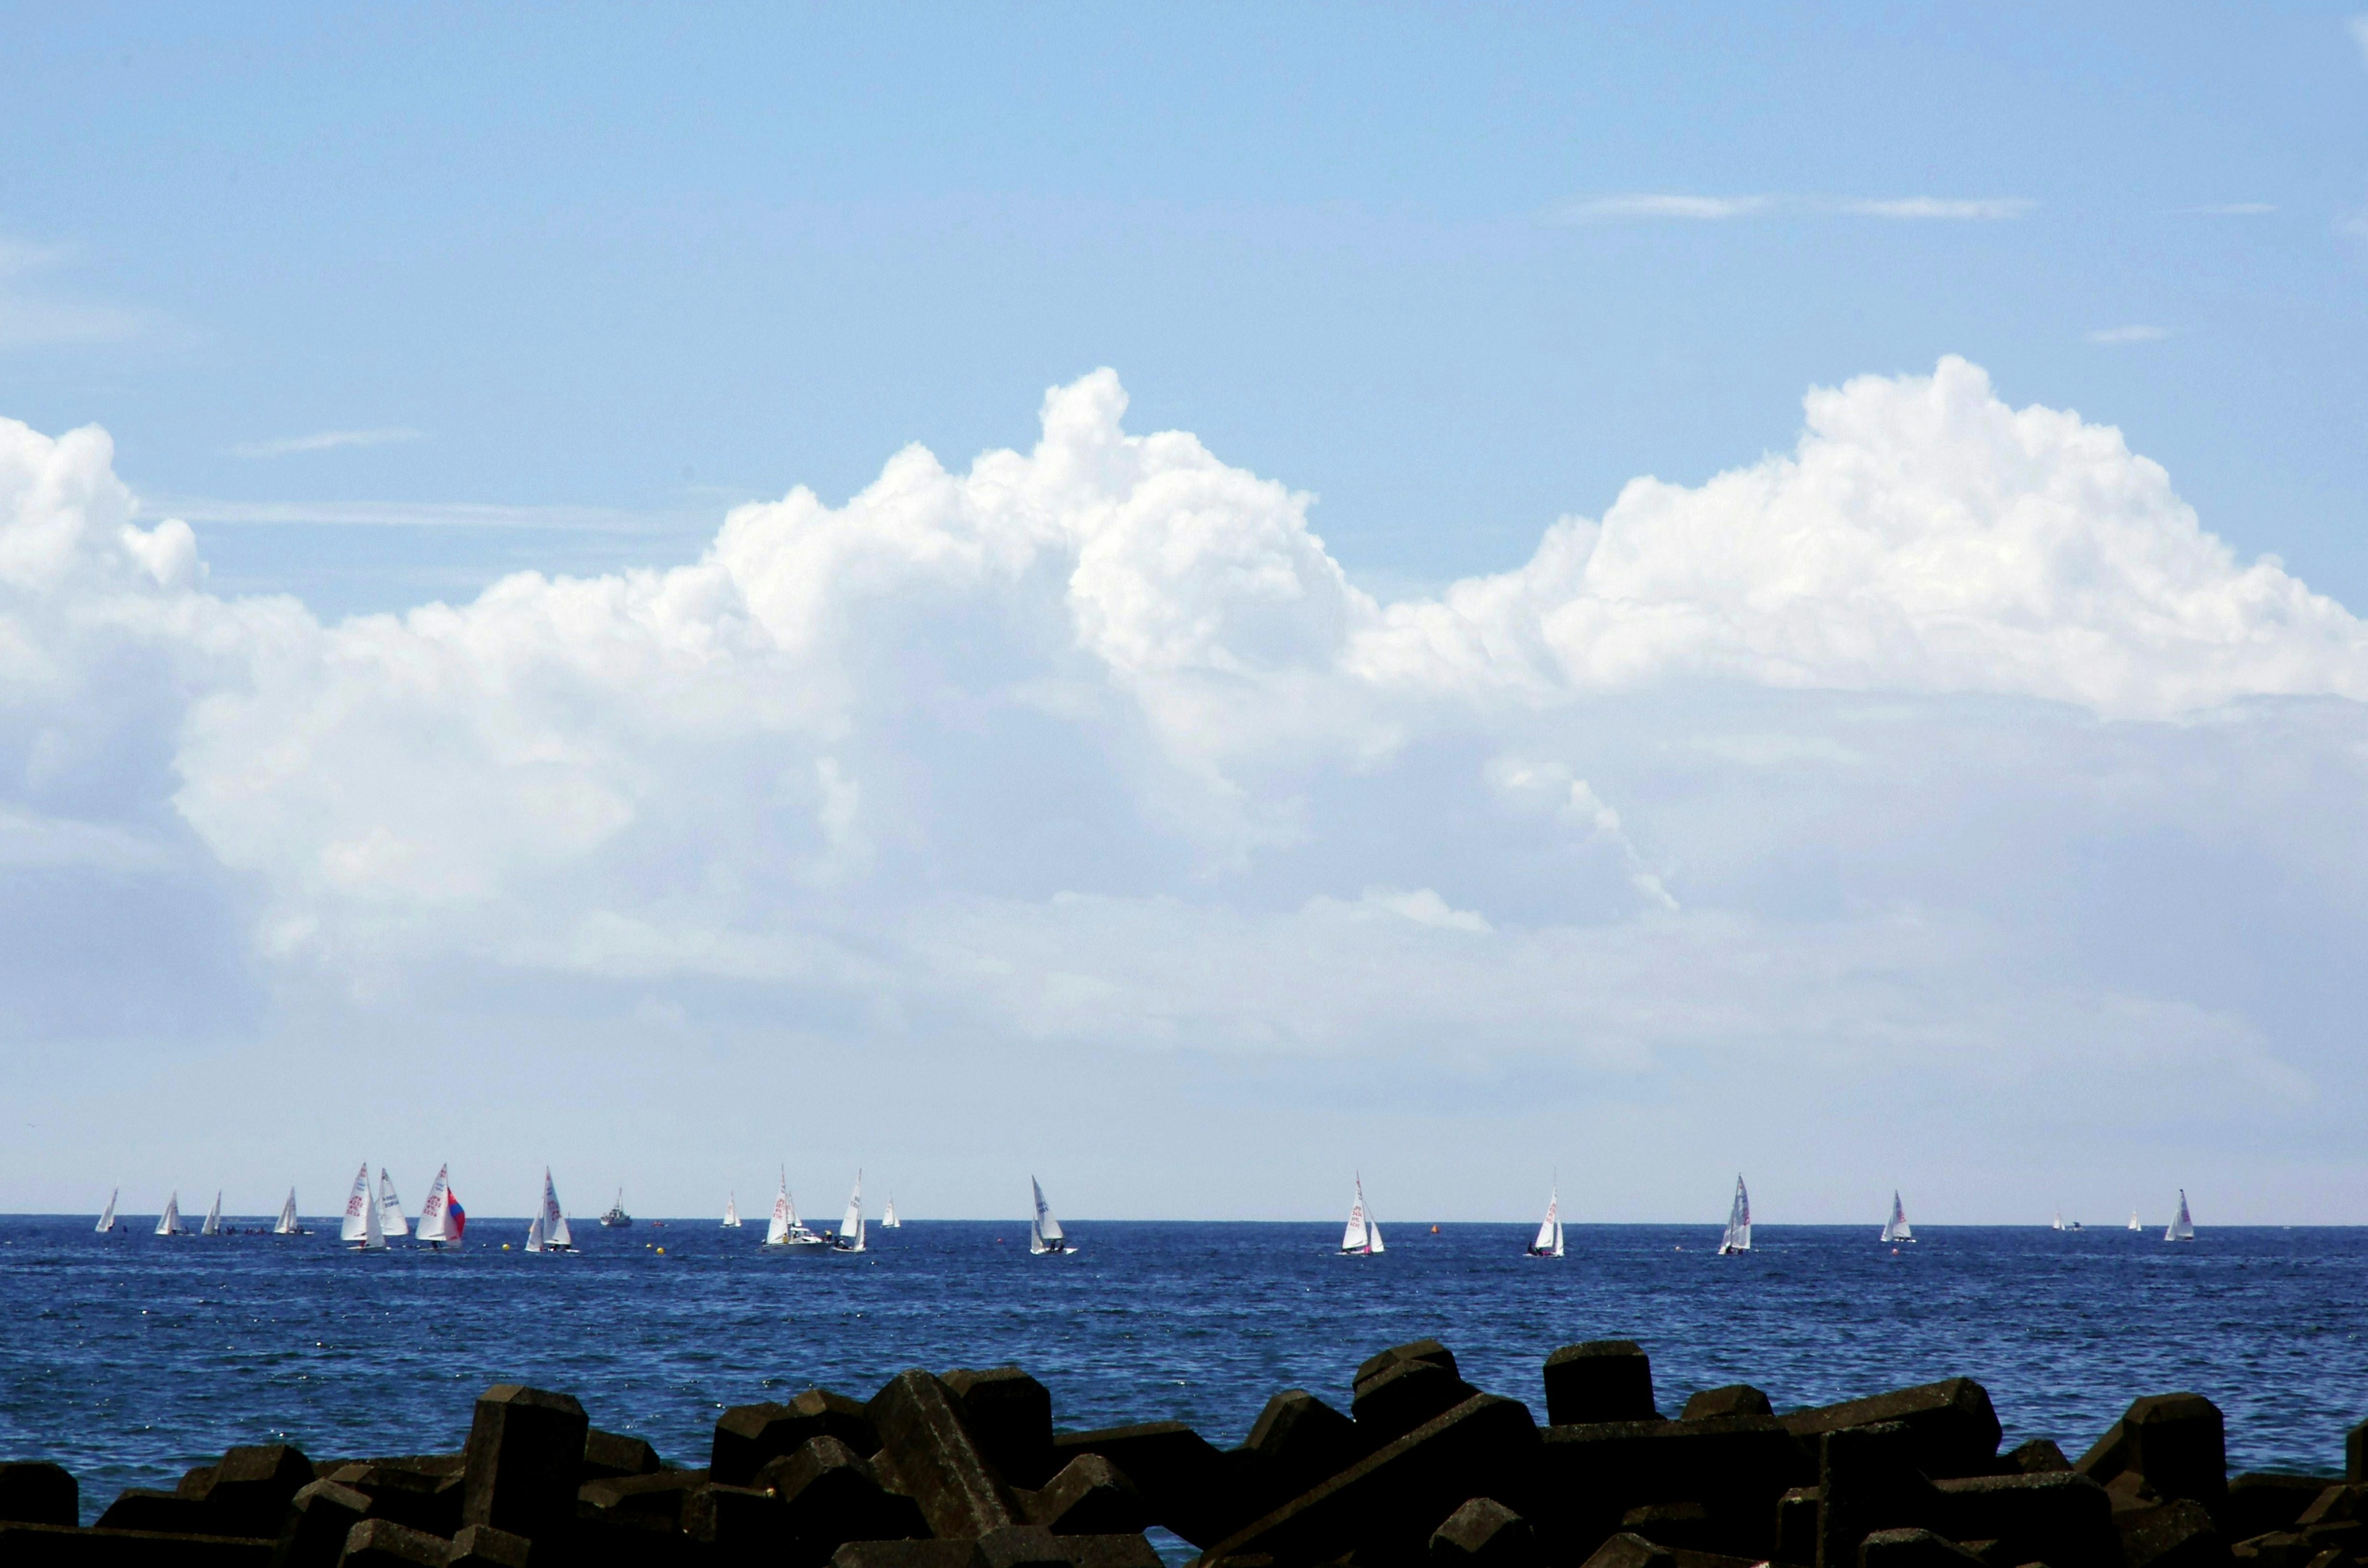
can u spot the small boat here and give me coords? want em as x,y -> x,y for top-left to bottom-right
1717,1175 -> 1751,1255
377,1169 -> 411,1241
97,1189 -> 119,1233
200,1191 -> 224,1237
1031,1176 -> 1074,1255
339,1164 -> 372,1246
274,1189 -> 302,1236
600,1189 -> 632,1228
1526,1184 -> 1563,1258
1880,1191 -> 1914,1244
156,1193 -> 185,1237
416,1165 -> 466,1249
881,1196 -> 900,1229
1339,1174 -> 1383,1257
353,1183 -> 388,1252
763,1170 -> 828,1247
2051,1208 -> 2065,1231
529,1168 -> 577,1253
830,1173 -> 865,1253
723,1192 -> 742,1228
2128,1209 -> 2143,1233
2165,1190 -> 2195,1242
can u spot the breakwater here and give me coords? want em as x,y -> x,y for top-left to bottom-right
2,1337 -> 2365,1568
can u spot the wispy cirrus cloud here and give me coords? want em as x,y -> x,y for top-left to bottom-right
0,236 -> 146,348
2349,14 -> 2368,66
229,427 -> 422,459
147,494 -> 685,534
1555,193 -> 2033,224
1832,196 -> 2035,221
2178,202 -> 2276,216
1556,193 -> 1775,221
2086,324 -> 2170,345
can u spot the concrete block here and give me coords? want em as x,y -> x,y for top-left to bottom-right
446,1525 -> 530,1568
1430,1498 -> 1540,1568
2230,1532 -> 2312,1568
2118,1501 -> 2230,1568
1785,1382 -> 2002,1482
759,1436 -> 927,1565
1931,1471 -> 2116,1568
0,1463 -> 78,1527
716,1392 -> 881,1489
459,1385 -> 589,1545
328,1467 -> 464,1539
1621,1503 -> 1721,1553
1199,1392 -> 1540,1568
2226,1479 -> 2341,1542
274,1480 -> 376,1568
1049,1424 -> 1231,1546
1050,1535 -> 1163,1568
335,1518 -> 456,1567
2293,1488 -> 2362,1529
1030,1456 -> 1146,1537
581,1430 -> 663,1483
1776,1488 -> 1821,1565
0,1519 -> 278,1566
1581,1532 -> 1677,1568
1357,1360 -> 1478,1444
1819,1423 -> 1941,1568
1683,1388 -> 1774,1422
1539,1414 -> 1815,1562
974,1525 -> 1072,1568
1244,1392 -> 1363,1493
1545,1343 -> 1658,1426
1857,1528 -> 1985,1568
577,1469 -> 707,1530
97,1492 -> 213,1535
2078,1398 -> 2227,1515
2346,1425 -> 2366,1487
1355,1341 -> 1461,1392
870,1371 -> 1022,1539
831,1543 -> 976,1568
684,1480 -> 794,1561
947,1369 -> 1058,1490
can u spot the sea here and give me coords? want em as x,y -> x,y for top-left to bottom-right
3,1217 -> 2364,1530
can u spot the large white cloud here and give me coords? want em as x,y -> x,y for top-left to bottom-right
4,362 -> 2366,1215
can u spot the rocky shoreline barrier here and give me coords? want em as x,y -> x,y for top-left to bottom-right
2,1338 -> 2363,1568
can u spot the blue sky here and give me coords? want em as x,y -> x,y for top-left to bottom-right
2,7 -> 2366,1222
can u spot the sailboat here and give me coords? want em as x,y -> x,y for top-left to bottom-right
723,1192 -> 742,1228
416,1165 -> 466,1249
200,1191 -> 224,1237
600,1189 -> 632,1228
763,1171 -> 827,1247
830,1173 -> 865,1253
340,1164 -> 372,1245
1030,1176 -> 1074,1255
2050,1208 -> 2066,1231
377,1169 -> 411,1241
274,1189 -> 302,1236
97,1189 -> 119,1233
1339,1174 -> 1383,1257
1880,1191 -> 1914,1244
530,1168 -> 577,1253
881,1196 -> 900,1229
2128,1209 -> 2143,1233
2164,1190 -> 2195,1242
1526,1184 -> 1563,1258
156,1193 -> 185,1236
1716,1175 -> 1751,1255
353,1184 -> 388,1252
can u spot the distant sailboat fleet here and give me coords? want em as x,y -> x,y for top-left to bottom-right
84,1170 -> 2213,1252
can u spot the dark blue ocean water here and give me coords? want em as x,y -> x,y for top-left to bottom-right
3,1218 -> 2364,1527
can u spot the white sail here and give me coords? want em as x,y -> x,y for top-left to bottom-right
417,1165 -> 458,1245
882,1196 -> 900,1228
201,1191 -> 224,1236
767,1172 -> 794,1244
525,1212 -> 545,1253
1031,1176 -> 1066,1251
2051,1208 -> 2065,1231
724,1192 -> 741,1228
157,1192 -> 183,1236
275,1189 -> 300,1235
542,1168 -> 573,1250
97,1188 -> 117,1233
1341,1174 -> 1382,1255
1718,1175 -> 1751,1254
377,1169 -> 410,1239
1881,1191 -> 1912,1243
340,1162 -> 372,1243
2128,1209 -> 2142,1232
358,1184 -> 387,1250
1530,1185 -> 1563,1257
835,1172 -> 864,1251
2166,1189 -> 2195,1242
